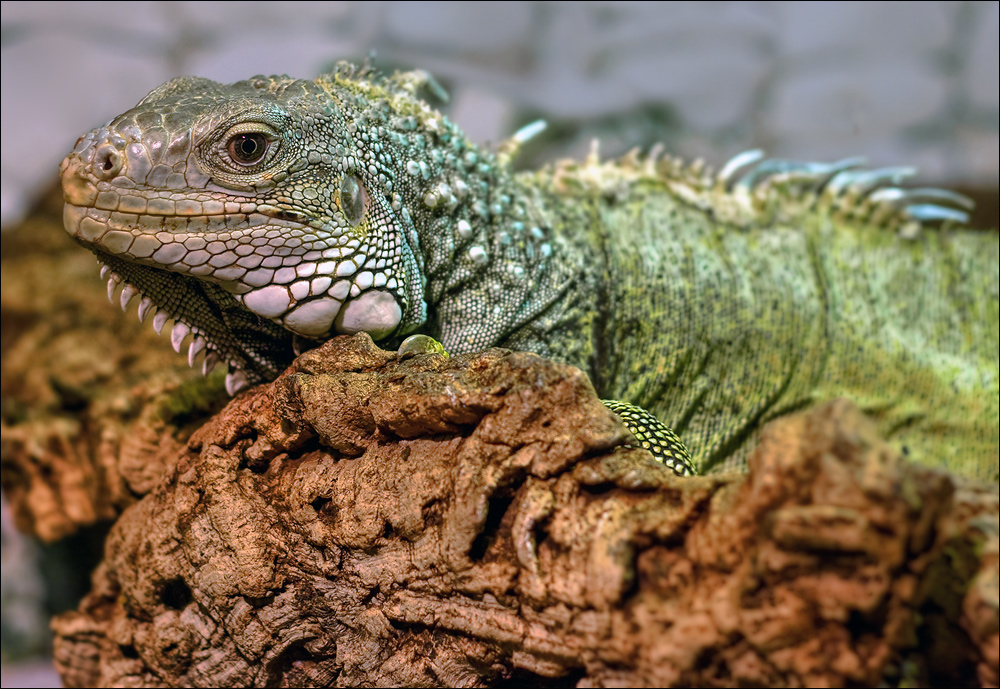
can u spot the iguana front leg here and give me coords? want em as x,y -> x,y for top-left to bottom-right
601,399 -> 695,476
398,336 -> 695,476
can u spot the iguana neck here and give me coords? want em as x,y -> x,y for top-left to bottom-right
400,133 -> 594,357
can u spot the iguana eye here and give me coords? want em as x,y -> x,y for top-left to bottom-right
340,175 -> 367,226
226,133 -> 270,166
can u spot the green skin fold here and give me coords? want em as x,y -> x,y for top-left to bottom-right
59,62 -> 999,479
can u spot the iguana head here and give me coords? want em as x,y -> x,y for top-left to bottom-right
60,62 -> 474,391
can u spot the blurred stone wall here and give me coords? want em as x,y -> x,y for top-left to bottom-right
2,1 -> 997,226
1,495 -> 46,660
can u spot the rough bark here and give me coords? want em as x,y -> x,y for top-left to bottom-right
44,333 -> 998,688
1,196 -> 225,542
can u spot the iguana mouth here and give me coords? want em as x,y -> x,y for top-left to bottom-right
61,141 -> 400,387
86,246 -> 306,394
61,143 -> 362,394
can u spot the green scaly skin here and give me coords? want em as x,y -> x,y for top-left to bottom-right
59,62 -> 998,480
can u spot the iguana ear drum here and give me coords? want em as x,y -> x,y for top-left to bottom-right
339,174 -> 367,226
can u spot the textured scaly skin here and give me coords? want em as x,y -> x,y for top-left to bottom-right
60,63 -> 998,479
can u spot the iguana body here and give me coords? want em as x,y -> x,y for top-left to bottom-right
60,63 -> 999,479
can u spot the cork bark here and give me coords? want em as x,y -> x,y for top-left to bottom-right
44,334 -> 998,687
1,194 -> 224,543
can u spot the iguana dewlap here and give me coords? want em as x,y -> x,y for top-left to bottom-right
60,63 -> 999,479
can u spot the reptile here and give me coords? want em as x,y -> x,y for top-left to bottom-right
59,61 -> 999,480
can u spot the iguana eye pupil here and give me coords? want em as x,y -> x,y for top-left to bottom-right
227,133 -> 269,165
340,174 -> 366,225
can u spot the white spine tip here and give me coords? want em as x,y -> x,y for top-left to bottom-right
718,149 -> 765,184
512,119 -> 547,144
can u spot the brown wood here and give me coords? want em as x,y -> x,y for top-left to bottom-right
44,335 -> 999,687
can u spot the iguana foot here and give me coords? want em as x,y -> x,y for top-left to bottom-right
602,400 -> 696,476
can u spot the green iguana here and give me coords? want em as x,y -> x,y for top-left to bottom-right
59,62 -> 999,480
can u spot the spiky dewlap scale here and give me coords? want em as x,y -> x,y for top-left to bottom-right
602,399 -> 695,476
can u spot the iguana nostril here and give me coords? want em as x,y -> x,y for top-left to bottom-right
94,145 -> 123,179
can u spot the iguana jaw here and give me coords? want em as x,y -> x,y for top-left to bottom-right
62,155 -> 321,393
82,245 -> 304,394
